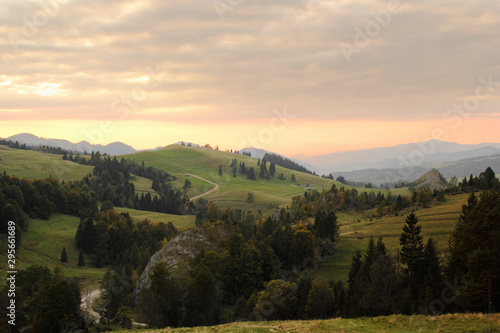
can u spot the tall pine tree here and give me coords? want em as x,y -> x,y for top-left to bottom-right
60,247 -> 68,263
400,212 -> 424,312
445,191 -> 500,313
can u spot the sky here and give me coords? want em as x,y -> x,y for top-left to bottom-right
1,0 -> 500,157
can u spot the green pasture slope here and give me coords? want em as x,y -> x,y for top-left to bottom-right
0,207 -> 195,286
0,145 -> 93,181
314,193 -> 469,283
125,145 -> 404,215
127,313 -> 500,332
115,207 -> 196,231
0,214 -> 105,287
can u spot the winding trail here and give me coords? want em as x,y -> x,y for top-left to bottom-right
186,173 -> 220,201
81,289 -> 101,322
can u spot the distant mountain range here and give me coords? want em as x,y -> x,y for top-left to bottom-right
292,140 -> 500,174
4,133 -> 146,156
4,133 -> 499,184
241,141 -> 500,183
289,140 -> 500,184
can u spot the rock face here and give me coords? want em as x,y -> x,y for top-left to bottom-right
410,169 -> 448,191
134,223 -> 235,303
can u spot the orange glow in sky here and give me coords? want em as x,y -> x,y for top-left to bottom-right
1,0 -> 499,156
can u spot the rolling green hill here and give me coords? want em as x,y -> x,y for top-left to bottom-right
115,206 -> 196,231
0,214 -> 105,287
0,208 -> 196,286
0,145 -> 93,181
125,145 -> 406,215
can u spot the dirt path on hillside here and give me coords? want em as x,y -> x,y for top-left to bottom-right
186,173 -> 220,201
81,288 -> 148,328
81,289 -> 101,322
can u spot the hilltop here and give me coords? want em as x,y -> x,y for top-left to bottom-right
0,145 -> 93,181
123,144 -> 398,215
409,169 -> 448,191
5,133 -> 139,156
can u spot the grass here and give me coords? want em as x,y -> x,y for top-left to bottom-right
124,313 -> 500,332
0,207 -> 195,288
184,175 -> 216,199
312,193 -> 469,282
0,214 -> 106,288
132,174 -> 159,198
115,207 -> 196,231
124,145 -> 406,216
0,145 -> 93,181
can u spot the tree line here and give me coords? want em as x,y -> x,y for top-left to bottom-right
141,188 -> 499,328
76,154 -> 187,215
75,205 -> 178,270
0,139 -> 70,155
135,201 -> 340,327
219,158 -> 296,183
262,153 -> 313,175
0,265 -> 83,332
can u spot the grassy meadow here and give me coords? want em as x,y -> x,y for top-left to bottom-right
125,145 -> 406,216
0,214 -> 105,287
313,193 -> 468,282
0,145 -> 93,181
115,206 -> 196,231
0,207 -> 197,287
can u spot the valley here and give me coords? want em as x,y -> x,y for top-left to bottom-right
0,139 -> 498,332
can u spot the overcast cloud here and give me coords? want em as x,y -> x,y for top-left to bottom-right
1,0 -> 499,152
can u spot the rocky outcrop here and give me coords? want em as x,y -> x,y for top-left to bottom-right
409,169 -> 448,191
134,223 -> 235,303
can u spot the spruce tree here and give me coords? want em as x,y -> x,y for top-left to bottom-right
60,247 -> 68,263
420,238 -> 443,313
445,191 -> 500,313
347,251 -> 362,292
78,250 -> 85,267
400,213 -> 424,281
400,212 -> 425,311
314,207 -> 339,242
375,237 -> 388,258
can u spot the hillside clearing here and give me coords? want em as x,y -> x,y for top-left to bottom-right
0,214 -> 106,287
312,193 -> 469,282
125,145 -> 409,216
0,145 -> 93,181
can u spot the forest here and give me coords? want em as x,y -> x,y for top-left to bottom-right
0,139 -> 499,331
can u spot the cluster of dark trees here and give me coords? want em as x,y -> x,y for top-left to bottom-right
140,190 -> 499,329
444,191 -> 500,313
136,203 -> 339,327
345,214 -> 443,317
75,206 -> 178,270
0,265 -> 84,332
457,167 -> 500,192
348,190 -> 500,317
0,174 -> 99,248
219,158 -> 292,182
262,153 -> 313,175
0,139 -> 70,156
138,186 -> 500,328
0,154 -> 187,250
78,154 -> 187,215
288,184 -> 444,221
